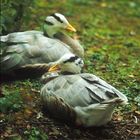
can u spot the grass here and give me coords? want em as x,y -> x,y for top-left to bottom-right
0,0 -> 140,139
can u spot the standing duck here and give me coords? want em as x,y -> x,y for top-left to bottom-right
40,53 -> 128,127
0,13 -> 84,75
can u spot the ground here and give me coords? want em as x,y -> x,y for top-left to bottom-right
0,0 -> 140,139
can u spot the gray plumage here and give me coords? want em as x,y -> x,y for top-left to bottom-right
41,73 -> 128,127
0,13 -> 84,74
39,54 -> 128,127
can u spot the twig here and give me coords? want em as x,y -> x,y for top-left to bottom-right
133,115 -> 138,124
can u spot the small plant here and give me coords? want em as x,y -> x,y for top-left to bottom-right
0,90 -> 23,113
24,127 -> 48,140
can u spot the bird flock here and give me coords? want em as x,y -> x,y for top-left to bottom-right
0,13 -> 128,127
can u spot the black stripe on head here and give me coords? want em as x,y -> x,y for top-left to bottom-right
44,20 -> 54,25
63,56 -> 79,63
50,13 -> 63,23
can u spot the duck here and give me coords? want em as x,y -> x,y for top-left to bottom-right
0,13 -> 84,76
40,53 -> 128,127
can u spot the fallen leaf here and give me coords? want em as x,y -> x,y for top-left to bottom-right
6,127 -> 12,134
128,74 -> 135,78
24,108 -> 33,117
15,112 -> 23,120
26,124 -> 31,129
132,130 -> 140,135
129,30 -> 136,36
49,128 -> 60,135
21,94 -> 33,102
36,112 -> 43,119
31,88 -> 40,93
100,2 -> 107,7
135,111 -> 140,116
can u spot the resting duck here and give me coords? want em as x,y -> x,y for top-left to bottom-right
40,53 -> 128,127
0,13 -> 84,75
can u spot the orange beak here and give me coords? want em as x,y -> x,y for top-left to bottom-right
66,23 -> 76,32
48,64 -> 60,72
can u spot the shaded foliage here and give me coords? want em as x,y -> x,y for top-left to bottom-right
0,0 -> 35,35
0,90 -> 23,113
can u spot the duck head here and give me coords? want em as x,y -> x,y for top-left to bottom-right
43,13 -> 76,38
48,53 -> 84,74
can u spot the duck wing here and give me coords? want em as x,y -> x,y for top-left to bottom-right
0,31 -> 73,74
40,74 -> 128,126
79,73 -> 128,104
0,31 -> 43,43
41,75 -> 91,106
41,73 -> 127,108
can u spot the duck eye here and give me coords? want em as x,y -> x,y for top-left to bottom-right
78,60 -> 83,64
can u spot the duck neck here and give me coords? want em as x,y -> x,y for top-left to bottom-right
43,24 -> 59,38
54,32 -> 84,58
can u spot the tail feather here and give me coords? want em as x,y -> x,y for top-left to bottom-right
0,53 -> 22,73
0,35 -> 8,42
101,97 -> 128,105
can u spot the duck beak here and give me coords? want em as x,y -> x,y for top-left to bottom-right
48,64 -> 60,72
66,23 -> 76,32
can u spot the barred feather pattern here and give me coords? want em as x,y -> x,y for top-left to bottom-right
21,63 -> 50,73
42,94 -> 76,124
